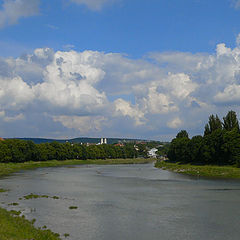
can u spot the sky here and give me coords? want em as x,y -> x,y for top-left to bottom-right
0,0 -> 240,141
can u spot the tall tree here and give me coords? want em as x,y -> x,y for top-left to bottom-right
204,114 -> 222,136
167,137 -> 190,163
188,135 -> 203,164
222,128 -> 240,165
204,124 -> 211,136
201,129 -> 224,165
176,130 -> 189,139
223,111 -> 239,132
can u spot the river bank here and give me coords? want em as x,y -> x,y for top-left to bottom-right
0,158 -> 154,178
155,161 -> 240,179
0,158 -> 154,240
0,207 -> 61,240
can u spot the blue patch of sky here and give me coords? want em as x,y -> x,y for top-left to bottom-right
108,94 -> 136,104
0,0 -> 239,57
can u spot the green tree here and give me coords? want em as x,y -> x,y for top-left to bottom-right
221,128 -> 240,165
188,135 -> 203,164
0,142 -> 12,162
137,144 -> 148,158
223,110 -> 239,132
176,130 -> 189,139
201,129 -> 224,165
36,144 -> 48,161
167,137 -> 190,163
204,114 -> 222,136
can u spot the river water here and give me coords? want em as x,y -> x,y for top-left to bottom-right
0,163 -> 240,240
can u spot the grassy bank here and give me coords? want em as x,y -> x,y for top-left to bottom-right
155,161 -> 240,179
0,158 -> 154,239
0,158 -> 154,178
0,207 -> 60,240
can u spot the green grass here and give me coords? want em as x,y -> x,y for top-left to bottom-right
155,161 -> 240,179
0,207 -> 60,240
69,206 -> 78,210
0,188 -> 8,193
64,233 -> 70,238
23,193 -> 60,200
9,210 -> 21,216
0,158 -> 154,239
8,202 -> 19,206
0,158 -> 154,178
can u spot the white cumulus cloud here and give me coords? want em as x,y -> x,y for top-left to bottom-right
1,35 -> 240,139
114,98 -> 145,126
33,50 -> 107,113
0,76 -> 34,109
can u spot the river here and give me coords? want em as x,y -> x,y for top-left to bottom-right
0,163 -> 240,240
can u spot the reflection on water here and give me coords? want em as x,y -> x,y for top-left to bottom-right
0,163 -> 240,240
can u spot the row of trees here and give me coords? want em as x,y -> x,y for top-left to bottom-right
0,140 -> 139,163
168,111 -> 240,165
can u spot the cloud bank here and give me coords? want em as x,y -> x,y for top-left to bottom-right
1,38 -> 240,139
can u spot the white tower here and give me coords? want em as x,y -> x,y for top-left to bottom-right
104,138 -> 107,144
101,138 -> 104,144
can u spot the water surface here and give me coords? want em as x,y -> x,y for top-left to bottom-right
0,163 -> 240,240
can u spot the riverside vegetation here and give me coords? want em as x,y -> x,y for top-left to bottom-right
157,110 -> 240,178
155,161 -> 240,178
0,207 -> 61,240
0,139 -> 142,163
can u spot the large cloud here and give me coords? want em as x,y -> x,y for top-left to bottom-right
1,38 -> 240,139
0,76 -> 34,109
0,0 -> 40,28
33,50 -> 107,113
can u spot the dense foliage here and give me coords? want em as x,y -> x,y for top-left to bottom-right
167,110 -> 240,166
0,140 -> 140,163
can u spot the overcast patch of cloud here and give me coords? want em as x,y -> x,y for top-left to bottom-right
1,37 -> 240,139
70,0 -> 118,11
167,117 -> 182,129
0,0 -> 40,28
53,115 -> 107,134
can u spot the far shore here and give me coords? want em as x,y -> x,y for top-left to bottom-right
155,161 -> 240,179
0,158 -> 155,178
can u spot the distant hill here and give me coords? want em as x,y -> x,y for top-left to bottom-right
14,137 -> 155,144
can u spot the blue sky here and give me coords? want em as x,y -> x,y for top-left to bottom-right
0,0 -> 239,57
0,0 -> 240,140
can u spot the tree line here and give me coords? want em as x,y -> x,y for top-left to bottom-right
0,140 -> 139,163
167,110 -> 240,166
